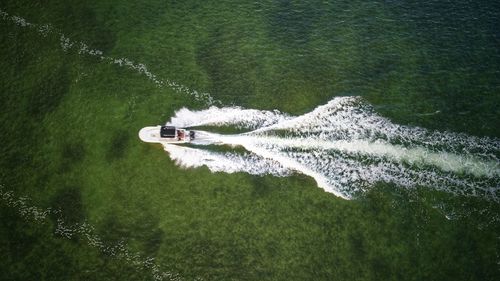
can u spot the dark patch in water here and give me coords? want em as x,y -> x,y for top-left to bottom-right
50,185 -> 85,226
106,130 -> 130,161
251,176 -> 273,198
60,4 -> 116,53
142,227 -> 164,257
59,142 -> 85,173
0,204 -> 40,259
2,28 -> 38,73
98,214 -> 128,245
27,64 -> 70,118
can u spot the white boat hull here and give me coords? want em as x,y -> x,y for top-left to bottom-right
139,126 -> 192,144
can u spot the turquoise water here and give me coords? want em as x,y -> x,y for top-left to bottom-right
1,1 -> 500,280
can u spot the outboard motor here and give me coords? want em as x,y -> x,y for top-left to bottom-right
189,131 -> 195,139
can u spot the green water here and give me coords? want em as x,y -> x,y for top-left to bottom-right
1,1 -> 499,280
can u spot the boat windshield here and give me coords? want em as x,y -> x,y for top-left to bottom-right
160,126 -> 176,138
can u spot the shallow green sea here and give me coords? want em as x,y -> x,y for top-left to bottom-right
1,1 -> 499,280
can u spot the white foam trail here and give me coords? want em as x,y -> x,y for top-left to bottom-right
165,97 -> 500,200
0,8 -> 219,106
168,106 -> 291,129
163,144 -> 291,177
0,185 -> 181,281
254,97 -> 499,154
220,136 -> 498,178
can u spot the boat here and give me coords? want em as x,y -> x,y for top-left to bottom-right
139,125 -> 195,144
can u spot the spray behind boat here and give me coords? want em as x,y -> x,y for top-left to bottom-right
138,97 -> 500,200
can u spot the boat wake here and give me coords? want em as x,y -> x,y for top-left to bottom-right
162,97 -> 499,200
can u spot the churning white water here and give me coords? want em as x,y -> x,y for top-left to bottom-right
163,97 -> 499,200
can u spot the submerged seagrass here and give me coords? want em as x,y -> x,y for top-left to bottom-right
1,1 -> 499,280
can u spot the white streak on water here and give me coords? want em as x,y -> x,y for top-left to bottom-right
164,144 -> 291,177
0,8 -> 219,106
0,185 -> 181,281
168,106 -> 292,129
166,97 -> 500,200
